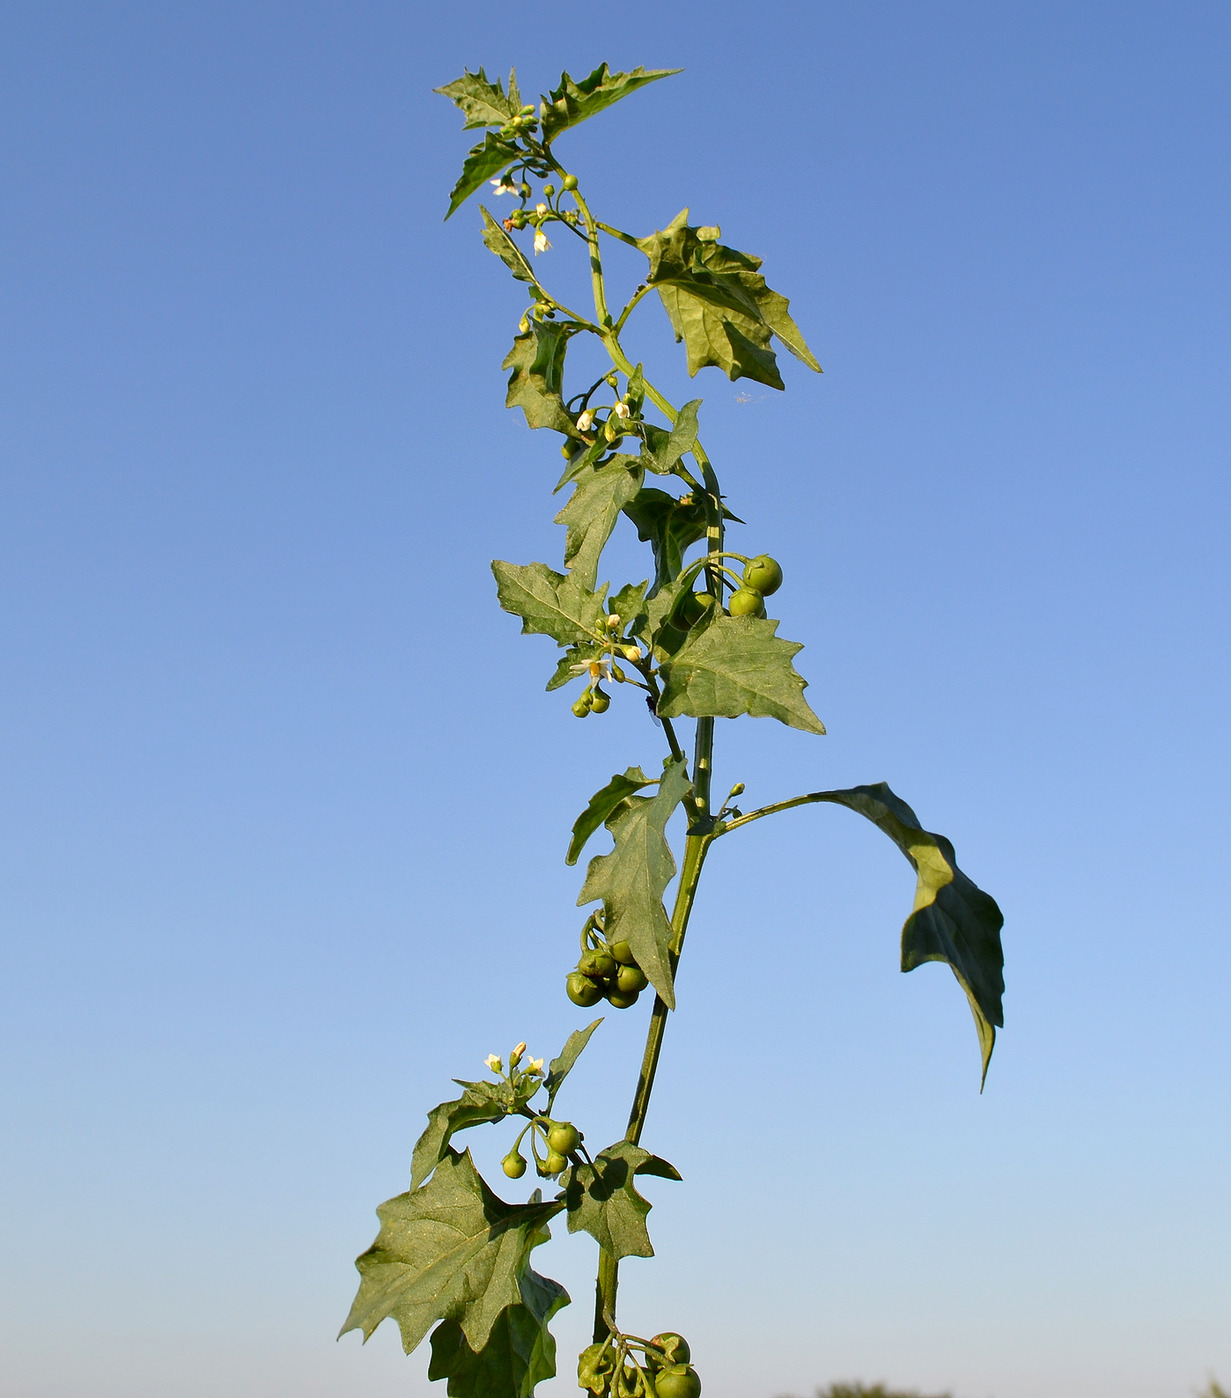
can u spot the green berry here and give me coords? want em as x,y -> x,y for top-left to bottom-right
502,1152 -> 527,1179
606,985 -> 641,1009
541,1150 -> 568,1175
655,1365 -> 702,1398
589,688 -> 611,714
650,1335 -> 691,1367
561,173 -> 578,190
727,587 -> 765,617
566,972 -> 603,1007
542,183 -> 555,197
547,1122 -> 580,1154
616,964 -> 648,993
579,950 -> 615,980
743,554 -> 783,595
611,940 -> 637,965
572,692 -> 593,718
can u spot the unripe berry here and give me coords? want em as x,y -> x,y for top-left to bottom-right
561,173 -> 578,190
502,1152 -> 527,1179
541,1150 -> 568,1175
566,971 -> 603,1007
728,587 -> 765,618
547,1122 -> 580,1154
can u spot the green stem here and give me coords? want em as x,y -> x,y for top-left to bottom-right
717,790 -> 835,836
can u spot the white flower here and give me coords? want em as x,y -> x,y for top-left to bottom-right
576,408 -> 595,432
569,655 -> 613,685
484,1054 -> 502,1073
606,614 -> 622,631
526,1058 -> 544,1075
614,401 -> 632,420
533,229 -> 551,254
534,202 -> 548,216
490,178 -> 514,195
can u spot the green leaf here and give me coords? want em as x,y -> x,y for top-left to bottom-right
492,561 -> 608,647
567,767 -> 656,866
638,211 -> 821,388
544,1018 -> 604,1107
427,1284 -> 567,1398
554,458 -> 644,590
623,487 -> 710,590
481,206 -> 537,285
435,67 -> 521,129
608,580 -> 650,638
503,323 -> 576,435
410,1081 -> 510,1191
538,64 -> 681,144
546,641 -> 601,692
446,133 -> 522,220
641,398 -> 702,475
657,614 -> 825,734
340,1150 -> 566,1356
577,757 -> 692,1009
563,1140 -> 680,1261
809,783 -> 1005,1083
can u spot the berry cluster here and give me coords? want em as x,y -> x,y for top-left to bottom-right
579,1331 -> 700,1398
567,922 -> 649,1009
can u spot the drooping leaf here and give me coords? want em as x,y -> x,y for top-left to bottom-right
577,757 -> 692,1009
481,206 -> 537,285
808,783 -> 1005,1083
544,1018 -> 604,1107
340,1150 -> 566,1356
492,561 -> 608,647
638,211 -> 821,388
554,437 -> 615,492
640,399 -> 702,475
445,133 -> 522,220
538,64 -> 681,144
435,68 -> 521,129
563,1140 -> 681,1260
427,1283 -> 567,1398
554,458 -> 645,589
567,767 -> 656,866
504,322 -> 576,435
410,1081 -> 511,1191
657,614 -> 825,734
623,488 -> 710,590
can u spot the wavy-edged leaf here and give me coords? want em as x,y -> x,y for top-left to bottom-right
427,1282 -> 567,1398
657,614 -> 825,734
567,767 -> 656,866
445,133 -> 522,220
563,1140 -> 681,1260
340,1150 -> 566,1356
492,561 -> 607,647
638,211 -> 820,387
810,782 -> 1005,1083
435,68 -> 521,129
623,487 -> 709,590
481,206 -> 537,284
641,398 -> 702,475
504,323 -> 575,435
554,458 -> 644,589
577,757 -> 691,1009
544,1018 -> 603,1107
538,64 -> 681,144
410,1082 -> 510,1191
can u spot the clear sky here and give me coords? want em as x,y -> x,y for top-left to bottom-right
1,5 -> 1228,1398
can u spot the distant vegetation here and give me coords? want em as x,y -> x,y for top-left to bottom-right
780,1386 -> 951,1398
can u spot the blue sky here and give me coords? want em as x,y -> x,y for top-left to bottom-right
1,5 -> 1228,1397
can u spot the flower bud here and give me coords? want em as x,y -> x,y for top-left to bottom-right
614,401 -> 631,420
484,1054 -> 502,1073
576,409 -> 595,432
606,614 -> 622,631
513,1040 -> 527,1058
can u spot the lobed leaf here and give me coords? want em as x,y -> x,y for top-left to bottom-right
340,1149 -> 567,1357
809,783 -> 1005,1083
657,614 -> 825,734
567,767 -> 656,866
544,1018 -> 604,1107
638,211 -> 820,388
554,458 -> 644,590
577,757 -> 692,1009
503,323 -> 576,436
445,133 -> 522,220
427,1283 -> 567,1398
410,1082 -> 510,1191
563,1140 -> 681,1261
538,64 -> 681,144
622,487 -> 710,591
435,67 -> 521,129
492,561 -> 608,647
640,398 -> 702,475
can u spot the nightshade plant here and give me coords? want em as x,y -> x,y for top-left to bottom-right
341,63 -> 1005,1398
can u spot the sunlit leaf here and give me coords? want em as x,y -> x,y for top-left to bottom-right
567,768 -> 656,866
503,323 -> 576,435
563,1140 -> 681,1260
492,561 -> 607,647
538,64 -> 681,143
435,68 -> 521,129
